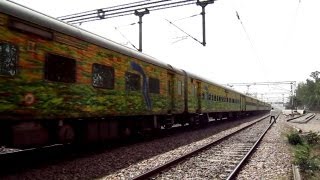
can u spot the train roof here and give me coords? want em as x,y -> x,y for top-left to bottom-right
186,71 -> 250,98
0,1 -> 267,104
0,0 -> 178,71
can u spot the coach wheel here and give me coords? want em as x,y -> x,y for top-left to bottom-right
58,124 -> 75,144
189,116 -> 198,126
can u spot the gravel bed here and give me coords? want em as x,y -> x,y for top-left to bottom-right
236,115 -> 293,180
1,115 -> 266,180
151,118 -> 270,179
100,115 -> 267,180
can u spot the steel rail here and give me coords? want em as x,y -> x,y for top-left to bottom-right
289,113 -> 316,124
303,113 -> 316,123
130,114 -> 269,180
286,113 -> 307,122
226,117 -> 275,179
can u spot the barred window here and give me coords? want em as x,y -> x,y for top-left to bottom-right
0,43 -> 18,76
92,63 -> 114,89
125,72 -> 140,91
149,77 -> 160,94
45,54 -> 76,83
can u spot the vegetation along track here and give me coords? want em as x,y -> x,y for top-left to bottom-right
132,115 -> 273,180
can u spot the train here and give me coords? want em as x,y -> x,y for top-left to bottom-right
0,1 -> 270,147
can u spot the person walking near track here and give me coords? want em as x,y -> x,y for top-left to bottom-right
270,107 -> 277,123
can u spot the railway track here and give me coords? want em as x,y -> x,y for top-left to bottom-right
287,113 -> 315,123
131,115 -> 272,180
0,144 -> 75,175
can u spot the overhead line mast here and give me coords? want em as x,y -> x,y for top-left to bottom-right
58,0 -> 216,52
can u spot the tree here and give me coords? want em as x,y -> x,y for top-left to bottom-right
294,71 -> 320,111
310,71 -> 320,82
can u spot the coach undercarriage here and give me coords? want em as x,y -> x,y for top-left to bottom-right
0,110 -> 268,147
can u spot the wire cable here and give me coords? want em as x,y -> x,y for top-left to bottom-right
114,26 -> 139,50
59,0 -> 198,24
283,0 -> 301,50
172,13 -> 201,22
235,11 -> 268,78
165,18 -> 203,45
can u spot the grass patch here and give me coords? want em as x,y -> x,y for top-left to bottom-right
287,131 -> 320,179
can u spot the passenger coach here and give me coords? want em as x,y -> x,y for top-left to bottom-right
0,1 -> 270,147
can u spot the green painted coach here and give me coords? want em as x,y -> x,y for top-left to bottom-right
0,1 -> 270,147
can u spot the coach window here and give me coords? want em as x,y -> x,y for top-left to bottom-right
149,77 -> 160,94
0,43 -> 18,76
125,72 -> 140,91
45,54 -> 76,83
92,63 -> 114,89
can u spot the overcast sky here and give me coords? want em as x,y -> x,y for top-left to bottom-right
10,0 -> 320,103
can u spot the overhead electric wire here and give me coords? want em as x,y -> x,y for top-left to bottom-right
59,0 -> 171,21
168,13 -> 201,44
114,26 -> 139,50
172,13 -> 201,22
73,12 -> 134,25
58,0 -> 198,24
284,0 -> 301,49
68,2 -> 196,25
235,9 -> 271,82
171,35 -> 189,44
165,18 -> 203,45
145,1 -> 195,12
58,0 -> 153,19
236,11 -> 263,66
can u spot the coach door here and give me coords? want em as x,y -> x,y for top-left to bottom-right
167,73 -> 175,112
196,81 -> 201,112
240,95 -> 246,111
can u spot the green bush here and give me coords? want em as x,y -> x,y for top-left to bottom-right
304,132 -> 320,145
287,131 -> 303,145
294,144 -> 320,171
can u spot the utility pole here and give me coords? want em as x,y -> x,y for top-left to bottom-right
196,0 -> 215,46
134,9 -> 149,52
